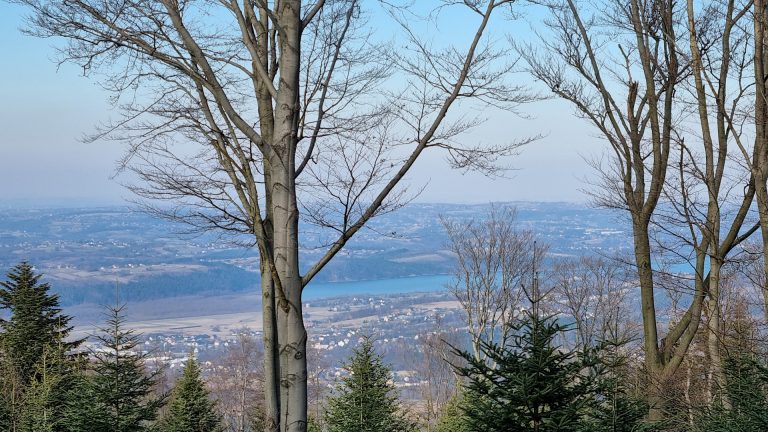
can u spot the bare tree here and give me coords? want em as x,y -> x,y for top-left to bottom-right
673,268 -> 765,428
0,341 -> 22,432
12,1 -> 536,430
550,255 -> 637,349
643,0 -> 758,405
305,343 -> 327,426
401,315 -> 461,430
527,0 -> 765,417
441,206 -> 544,362
521,0 -> 696,420
740,243 -> 768,326
208,331 -> 264,432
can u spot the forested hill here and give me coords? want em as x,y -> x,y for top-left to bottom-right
0,202 -> 630,306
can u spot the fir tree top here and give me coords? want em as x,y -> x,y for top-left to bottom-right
161,353 -> 222,432
456,311 -> 602,432
325,336 -> 414,432
88,302 -> 166,432
0,261 -> 79,384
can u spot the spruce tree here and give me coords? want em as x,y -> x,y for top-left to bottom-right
60,372 -> 107,432
20,343 -> 93,432
18,345 -> 66,432
161,354 -> 222,432
0,402 -> 9,432
456,312 -> 600,432
325,336 -> 413,432
0,261 -> 80,384
83,303 -> 166,432
434,393 -> 471,432
581,339 -> 647,432
697,354 -> 768,431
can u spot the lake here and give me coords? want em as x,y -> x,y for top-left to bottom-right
302,274 -> 453,300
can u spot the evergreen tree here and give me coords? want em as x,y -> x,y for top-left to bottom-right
455,312 -> 600,432
306,416 -> 322,432
161,353 -> 222,432
325,336 -> 413,432
80,303 -> 166,432
433,392 -> 471,432
697,354 -> 768,431
18,345 -> 66,432
581,340 -> 647,432
0,377 -> 11,432
0,262 -> 80,384
60,372 -> 107,432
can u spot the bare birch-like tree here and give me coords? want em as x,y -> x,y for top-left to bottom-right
550,255 -> 637,349
740,243 -> 768,326
403,316 -> 461,431
12,1 -> 535,430
441,206 -> 545,362
305,343 -> 327,428
208,332 -> 264,432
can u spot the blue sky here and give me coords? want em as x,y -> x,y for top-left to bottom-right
0,2 -> 600,206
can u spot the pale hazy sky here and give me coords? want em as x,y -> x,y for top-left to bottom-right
0,3 -> 602,206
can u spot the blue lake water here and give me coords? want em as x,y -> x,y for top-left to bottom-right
302,274 -> 453,300
301,261 -> 701,302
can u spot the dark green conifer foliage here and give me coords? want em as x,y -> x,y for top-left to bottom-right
18,345 -> 68,432
455,312 -> 600,432
60,372 -> 107,432
697,354 -> 768,431
0,262 -> 80,384
307,416 -> 322,432
84,303 -> 166,432
581,340 -> 647,432
161,354 -> 222,432
433,392 -> 471,432
0,397 -> 10,432
325,336 -> 413,432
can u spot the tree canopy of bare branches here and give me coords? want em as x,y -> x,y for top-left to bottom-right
524,0 -> 763,421
550,255 -> 637,349
441,206 -> 545,362
12,1 -> 536,430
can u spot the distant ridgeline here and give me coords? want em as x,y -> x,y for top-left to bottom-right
0,202 -> 636,306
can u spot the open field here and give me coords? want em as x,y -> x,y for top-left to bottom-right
69,291 -> 463,339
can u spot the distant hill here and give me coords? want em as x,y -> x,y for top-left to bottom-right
0,202 -> 631,306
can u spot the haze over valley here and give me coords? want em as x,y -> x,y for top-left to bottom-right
0,201 -> 629,312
